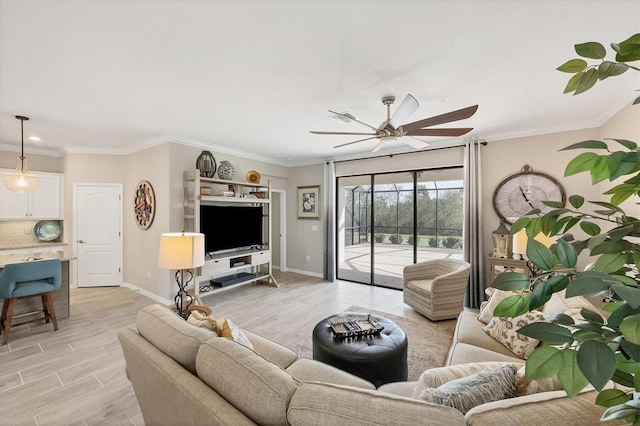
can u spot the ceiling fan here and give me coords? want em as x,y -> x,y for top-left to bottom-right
310,94 -> 478,152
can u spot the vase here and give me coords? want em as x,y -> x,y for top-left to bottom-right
196,151 -> 216,178
217,160 -> 235,180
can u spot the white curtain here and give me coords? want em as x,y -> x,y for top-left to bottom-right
463,137 -> 485,308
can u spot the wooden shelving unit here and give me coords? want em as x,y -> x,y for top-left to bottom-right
183,170 -> 278,301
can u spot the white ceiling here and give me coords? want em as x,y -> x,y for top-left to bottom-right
1,0 -> 639,166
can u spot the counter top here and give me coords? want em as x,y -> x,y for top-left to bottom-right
0,242 -> 67,250
0,252 -> 74,268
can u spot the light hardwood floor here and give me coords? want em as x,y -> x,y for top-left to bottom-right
0,271 -> 426,425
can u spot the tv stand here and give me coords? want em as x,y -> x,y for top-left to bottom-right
183,170 -> 278,300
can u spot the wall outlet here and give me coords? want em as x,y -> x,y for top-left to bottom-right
305,256 -> 311,262
146,270 -> 151,279
24,227 -> 32,234
311,225 -> 318,231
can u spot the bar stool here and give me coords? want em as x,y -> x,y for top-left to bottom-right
0,259 -> 62,345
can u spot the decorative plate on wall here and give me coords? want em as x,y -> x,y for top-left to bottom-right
134,180 -> 156,230
34,220 -> 62,241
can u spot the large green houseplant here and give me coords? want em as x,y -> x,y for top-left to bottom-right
492,33 -> 640,423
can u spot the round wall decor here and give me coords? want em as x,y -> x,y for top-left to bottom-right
134,180 -> 156,229
493,164 -> 565,224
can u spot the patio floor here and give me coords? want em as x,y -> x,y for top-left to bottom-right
338,243 -> 463,290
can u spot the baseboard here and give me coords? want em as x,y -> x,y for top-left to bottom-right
285,268 -> 323,278
122,282 -> 173,305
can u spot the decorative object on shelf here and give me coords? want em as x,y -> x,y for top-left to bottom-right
134,180 -> 156,230
493,164 -> 565,224
246,170 -> 261,184
491,220 -> 511,259
34,220 -> 62,242
328,314 -> 384,338
158,232 -> 205,319
3,115 -> 40,193
196,151 -> 216,178
217,160 -> 235,180
200,186 -> 212,195
297,185 -> 320,219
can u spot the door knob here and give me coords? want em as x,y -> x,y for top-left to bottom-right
78,240 -> 85,244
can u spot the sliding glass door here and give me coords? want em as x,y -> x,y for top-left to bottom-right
337,167 -> 464,290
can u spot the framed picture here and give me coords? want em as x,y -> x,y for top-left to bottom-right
134,180 -> 156,229
297,185 -> 320,219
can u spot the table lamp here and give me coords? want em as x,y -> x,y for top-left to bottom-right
158,232 -> 205,319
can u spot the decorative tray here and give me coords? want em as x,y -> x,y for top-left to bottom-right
329,314 -> 384,338
34,220 -> 62,242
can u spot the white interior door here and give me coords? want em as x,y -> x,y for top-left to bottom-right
75,184 -> 122,287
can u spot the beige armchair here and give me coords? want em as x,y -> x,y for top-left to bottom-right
403,259 -> 471,321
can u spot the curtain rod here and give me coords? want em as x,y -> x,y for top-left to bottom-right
331,139 -> 487,165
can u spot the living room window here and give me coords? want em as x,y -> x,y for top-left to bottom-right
336,167 -> 464,290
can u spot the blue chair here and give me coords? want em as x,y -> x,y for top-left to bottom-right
0,259 -> 62,345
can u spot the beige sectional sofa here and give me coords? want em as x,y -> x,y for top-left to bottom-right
119,296 -> 620,425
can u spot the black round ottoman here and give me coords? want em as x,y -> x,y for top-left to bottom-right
312,313 -> 408,387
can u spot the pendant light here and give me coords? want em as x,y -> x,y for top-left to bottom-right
3,115 -> 40,193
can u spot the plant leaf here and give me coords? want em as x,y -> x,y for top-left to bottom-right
596,389 -> 631,408
557,58 -> 588,73
491,271 -> 530,291
580,221 -> 601,236
494,294 -> 530,317
615,286 -> 640,310
566,274 -> 609,298
517,322 -> 573,344
558,349 -> 590,397
574,68 -> 599,95
620,315 -> 640,344
564,152 -> 600,176
525,346 -> 564,380
575,41 -> 607,59
527,238 -> 556,270
561,140 -> 609,151
594,253 -> 627,274
598,61 -> 628,80
555,238 -> 577,268
577,340 -> 616,390
569,194 -> 585,209
620,339 -> 640,362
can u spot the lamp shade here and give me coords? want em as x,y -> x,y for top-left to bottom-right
158,232 -> 205,270
3,158 -> 40,193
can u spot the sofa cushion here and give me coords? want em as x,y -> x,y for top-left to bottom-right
136,304 -> 217,374
413,362 -> 524,399
483,311 -> 546,359
287,382 -> 465,426
417,364 -> 517,414
285,358 -> 375,390
447,342 -> 523,366
196,337 -> 299,425
451,310 -> 523,358
242,329 -> 298,369
542,291 -> 594,317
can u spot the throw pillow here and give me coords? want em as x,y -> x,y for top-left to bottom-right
412,362 -> 523,399
220,319 -> 254,349
187,309 -> 219,334
483,310 -> 546,359
477,289 -> 519,324
418,364 -> 517,414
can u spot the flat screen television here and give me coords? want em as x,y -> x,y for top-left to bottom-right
200,205 -> 264,254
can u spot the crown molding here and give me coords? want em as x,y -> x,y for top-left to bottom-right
0,143 -> 64,157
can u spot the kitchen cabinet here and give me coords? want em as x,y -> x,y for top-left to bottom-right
0,170 -> 63,220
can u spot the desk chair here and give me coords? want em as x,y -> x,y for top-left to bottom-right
0,259 -> 62,345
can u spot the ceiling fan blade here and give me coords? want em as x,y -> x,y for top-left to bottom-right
400,105 -> 478,133
334,136 -> 378,149
328,110 -> 378,131
389,94 -> 419,128
372,139 -> 387,152
310,131 -> 377,136
402,138 -> 429,150
405,128 -> 473,137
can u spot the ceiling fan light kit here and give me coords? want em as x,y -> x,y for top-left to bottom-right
310,94 -> 478,152
3,115 -> 40,193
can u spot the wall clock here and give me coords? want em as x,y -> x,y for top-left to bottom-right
134,180 -> 155,230
493,165 -> 566,224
